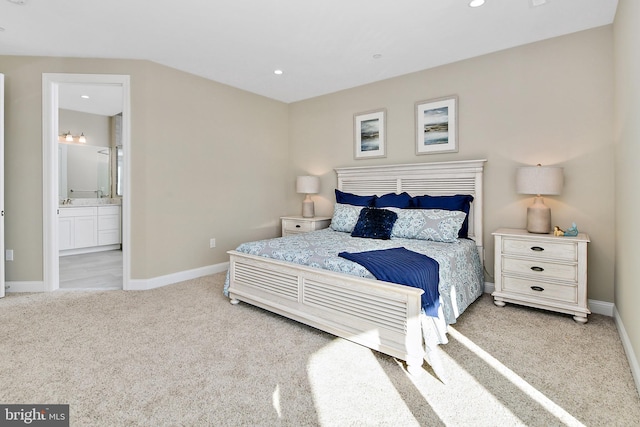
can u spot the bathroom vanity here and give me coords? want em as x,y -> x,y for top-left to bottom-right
59,203 -> 121,255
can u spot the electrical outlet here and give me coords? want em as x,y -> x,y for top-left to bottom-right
6,249 -> 14,261
209,238 -> 216,248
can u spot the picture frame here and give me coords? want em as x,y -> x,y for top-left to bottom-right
354,108 -> 386,159
415,95 -> 458,155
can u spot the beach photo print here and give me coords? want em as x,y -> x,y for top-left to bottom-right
415,96 -> 458,155
354,108 -> 386,159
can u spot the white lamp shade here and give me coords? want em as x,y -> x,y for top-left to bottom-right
516,166 -> 563,196
296,176 -> 320,194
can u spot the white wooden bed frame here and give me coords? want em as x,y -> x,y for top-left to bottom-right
227,159 -> 486,374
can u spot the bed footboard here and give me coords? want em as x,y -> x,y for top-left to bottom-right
227,250 -> 426,373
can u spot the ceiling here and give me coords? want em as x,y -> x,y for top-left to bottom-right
0,0 -> 618,104
58,84 -> 123,116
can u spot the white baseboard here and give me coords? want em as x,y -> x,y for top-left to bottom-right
588,299 -> 615,317
4,262 -> 229,293
60,244 -> 120,257
126,262 -> 229,291
484,281 -> 495,294
614,306 -> 640,396
5,281 -> 46,293
483,282 -> 613,316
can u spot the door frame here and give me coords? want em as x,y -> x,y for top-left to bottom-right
42,73 -> 131,291
1,73 -> 5,298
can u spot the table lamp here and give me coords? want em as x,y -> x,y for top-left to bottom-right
296,175 -> 320,218
516,164 -> 563,234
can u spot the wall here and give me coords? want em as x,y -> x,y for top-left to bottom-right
613,0 -> 640,383
288,27 -> 615,302
0,56 -> 289,282
0,27 -> 618,303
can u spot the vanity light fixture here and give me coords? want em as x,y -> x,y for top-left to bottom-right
60,131 -> 88,144
469,0 -> 485,7
274,69 -> 284,75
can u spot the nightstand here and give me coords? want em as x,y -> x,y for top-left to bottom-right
281,216 -> 332,237
492,228 -> 590,323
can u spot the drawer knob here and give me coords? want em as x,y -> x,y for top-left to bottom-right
295,224 -> 301,228
530,266 -> 544,272
531,246 -> 544,252
530,286 -> 545,292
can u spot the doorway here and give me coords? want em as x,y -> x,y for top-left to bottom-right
42,74 -> 131,291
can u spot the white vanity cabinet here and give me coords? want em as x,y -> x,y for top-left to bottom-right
98,205 -> 122,246
59,207 -> 98,250
59,205 -> 121,254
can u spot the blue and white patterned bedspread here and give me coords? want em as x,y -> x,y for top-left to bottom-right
224,228 -> 484,324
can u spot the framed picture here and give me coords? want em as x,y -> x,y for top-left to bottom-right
415,95 -> 458,155
354,108 -> 386,159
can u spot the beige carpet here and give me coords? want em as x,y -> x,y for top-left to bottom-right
1,272 -> 639,426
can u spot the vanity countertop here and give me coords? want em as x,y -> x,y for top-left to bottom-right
59,199 -> 121,208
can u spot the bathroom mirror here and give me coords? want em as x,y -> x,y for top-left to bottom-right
58,144 -> 111,199
58,106 -> 119,201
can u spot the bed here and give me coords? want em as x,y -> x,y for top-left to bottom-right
225,159 -> 486,375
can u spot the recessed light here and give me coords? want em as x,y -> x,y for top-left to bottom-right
274,69 -> 283,75
469,0 -> 485,7
81,95 -> 90,99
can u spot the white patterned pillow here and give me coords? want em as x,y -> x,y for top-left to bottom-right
391,209 -> 467,242
330,203 -> 364,233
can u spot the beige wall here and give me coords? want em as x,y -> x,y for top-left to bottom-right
0,26 -> 620,305
289,27 -> 615,302
614,0 -> 640,380
0,56 -> 289,281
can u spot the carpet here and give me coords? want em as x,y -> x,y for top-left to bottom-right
1,272 -> 638,426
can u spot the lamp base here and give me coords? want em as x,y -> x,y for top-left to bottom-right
526,196 -> 551,234
302,197 -> 315,218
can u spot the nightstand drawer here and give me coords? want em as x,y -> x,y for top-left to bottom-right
282,219 -> 313,233
502,257 -> 577,282
502,237 -> 577,261
281,216 -> 332,236
502,276 -> 577,304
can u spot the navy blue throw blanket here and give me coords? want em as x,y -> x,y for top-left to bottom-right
338,247 -> 440,317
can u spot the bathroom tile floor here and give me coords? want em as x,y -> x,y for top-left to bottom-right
59,250 -> 122,290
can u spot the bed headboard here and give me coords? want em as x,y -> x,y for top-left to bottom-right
335,159 -> 487,262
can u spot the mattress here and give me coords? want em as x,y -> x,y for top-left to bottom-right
224,228 -> 483,325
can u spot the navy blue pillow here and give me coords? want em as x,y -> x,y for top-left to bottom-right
335,189 -> 376,207
351,208 -> 398,240
374,192 -> 414,208
412,194 -> 474,238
